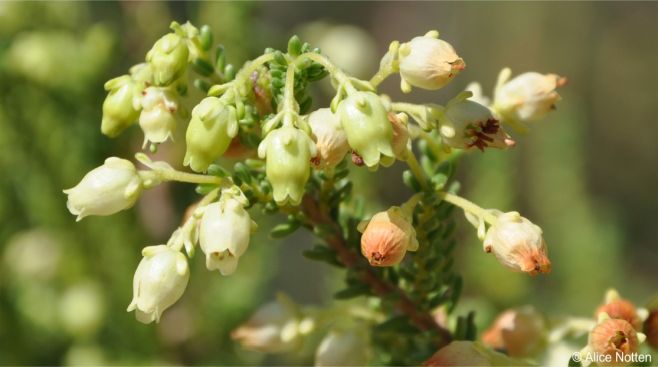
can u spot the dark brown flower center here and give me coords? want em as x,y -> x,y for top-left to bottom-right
466,118 -> 500,151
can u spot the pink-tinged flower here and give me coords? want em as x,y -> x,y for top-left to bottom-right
483,211 -> 551,275
358,207 -> 419,267
481,306 -> 547,357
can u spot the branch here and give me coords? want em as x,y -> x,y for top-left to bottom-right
300,194 -> 452,348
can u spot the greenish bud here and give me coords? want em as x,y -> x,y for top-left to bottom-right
146,33 -> 189,86
258,126 -> 317,206
184,97 -> 239,172
337,92 -> 394,168
287,35 -> 302,57
101,75 -> 142,137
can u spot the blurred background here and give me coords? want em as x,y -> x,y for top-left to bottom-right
0,1 -> 656,365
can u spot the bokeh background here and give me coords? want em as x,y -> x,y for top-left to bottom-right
0,1 -> 656,365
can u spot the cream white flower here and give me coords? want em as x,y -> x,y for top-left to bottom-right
315,329 -> 371,367
199,198 -> 255,275
231,295 -> 304,353
258,126 -> 317,205
127,245 -> 189,324
338,91 -> 395,168
146,33 -> 189,86
139,86 -> 178,147
64,157 -> 142,221
493,68 -> 566,127
398,31 -> 465,92
358,206 -> 419,267
483,211 -> 551,275
308,108 -> 350,169
439,99 -> 515,151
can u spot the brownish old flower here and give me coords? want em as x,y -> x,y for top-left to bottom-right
358,207 -> 418,267
481,306 -> 547,358
595,289 -> 643,330
582,315 -> 643,366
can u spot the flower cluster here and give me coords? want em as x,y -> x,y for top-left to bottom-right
63,20 -> 572,364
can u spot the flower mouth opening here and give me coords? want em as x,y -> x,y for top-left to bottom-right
370,251 -> 385,265
611,331 -> 630,352
449,59 -> 466,72
466,118 -> 502,151
211,250 -> 232,260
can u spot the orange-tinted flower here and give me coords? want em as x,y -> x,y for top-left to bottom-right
359,207 -> 418,267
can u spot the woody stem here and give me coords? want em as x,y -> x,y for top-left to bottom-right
300,194 -> 452,348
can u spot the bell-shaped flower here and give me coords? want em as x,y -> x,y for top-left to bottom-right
64,157 -> 142,221
338,91 -> 395,168
231,295 -> 304,353
184,97 -> 239,172
258,126 -> 317,205
127,245 -> 189,324
481,306 -> 547,357
580,313 -> 646,367
199,198 -> 255,275
308,108 -> 350,169
439,99 -> 515,151
315,329 -> 371,367
595,289 -> 646,331
398,32 -> 465,92
483,211 -> 551,275
146,33 -> 189,86
493,69 -> 566,127
139,86 -> 178,147
101,75 -> 142,137
358,206 -> 419,267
